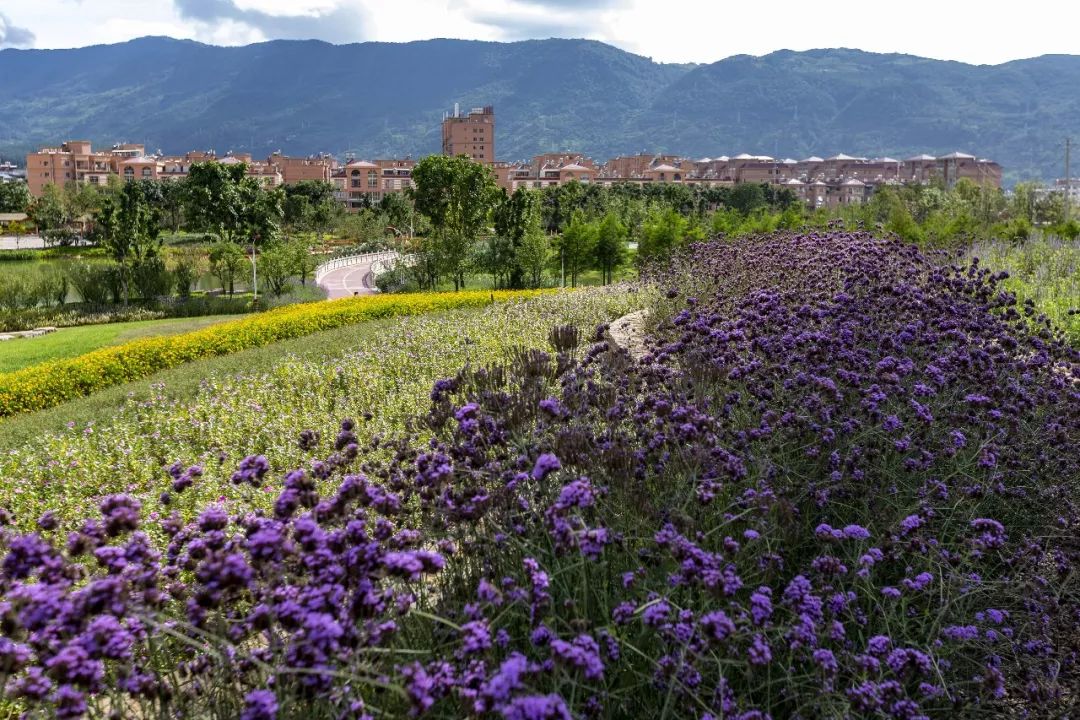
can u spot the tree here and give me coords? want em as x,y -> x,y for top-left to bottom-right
475,234 -> 516,289
159,179 -> 187,234
185,161 -> 248,243
493,188 -> 539,288
0,181 -> 31,213
67,181 -> 108,221
555,211 -> 597,288
130,257 -> 173,301
638,208 -> 692,265
541,181 -> 584,233
239,183 -> 284,246
410,154 -> 500,290
209,241 -> 246,296
257,243 -> 296,297
29,184 -> 72,247
7,220 -> 29,250
285,180 -> 336,207
515,209 -> 550,289
380,191 -> 414,235
337,209 -> 391,251
727,182 -> 768,216
283,194 -> 311,239
102,181 -> 164,304
284,180 -> 338,242
287,238 -> 319,286
593,212 -> 628,285
308,196 -> 340,245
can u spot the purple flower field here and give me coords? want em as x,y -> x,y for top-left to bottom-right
1,231 -> 1078,718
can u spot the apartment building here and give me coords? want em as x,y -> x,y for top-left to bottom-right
24,141 -> 300,195
268,151 -> 337,184
442,105 -> 495,164
333,157 -> 417,210
25,141 -> 139,196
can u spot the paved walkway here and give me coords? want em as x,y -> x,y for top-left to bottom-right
318,259 -> 380,299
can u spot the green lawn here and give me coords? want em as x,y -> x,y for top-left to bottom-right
0,315 -> 237,373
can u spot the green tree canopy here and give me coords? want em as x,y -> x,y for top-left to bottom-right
0,181 -> 31,213
184,161 -> 248,243
493,188 -> 540,288
410,154 -> 499,290
209,241 -> 247,297
29,184 -> 73,246
97,180 -> 164,304
594,211 -> 628,285
555,210 -> 598,288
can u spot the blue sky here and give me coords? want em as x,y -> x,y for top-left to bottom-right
1,0 -> 1074,65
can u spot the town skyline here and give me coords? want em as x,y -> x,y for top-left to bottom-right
18,102 -> 1004,216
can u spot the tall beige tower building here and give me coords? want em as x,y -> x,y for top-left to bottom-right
441,105 -> 495,164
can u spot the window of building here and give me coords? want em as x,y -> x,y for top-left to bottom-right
142,167 -> 152,177
124,167 -> 134,178
367,170 -> 377,188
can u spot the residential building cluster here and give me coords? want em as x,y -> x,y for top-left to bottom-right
23,141 -> 336,197
23,104 -> 1004,212
494,151 -> 1003,209
0,161 -> 25,183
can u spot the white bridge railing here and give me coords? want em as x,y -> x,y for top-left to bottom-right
370,253 -> 416,277
314,251 -> 401,284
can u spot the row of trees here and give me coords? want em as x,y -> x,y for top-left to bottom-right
399,155 -> 801,291
834,178 -> 1080,245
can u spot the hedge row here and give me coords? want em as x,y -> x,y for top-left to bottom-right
0,290 -> 550,418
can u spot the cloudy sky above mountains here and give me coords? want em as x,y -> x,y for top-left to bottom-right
0,0 -> 1073,65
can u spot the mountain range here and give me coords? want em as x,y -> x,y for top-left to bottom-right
1,36 -> 1078,183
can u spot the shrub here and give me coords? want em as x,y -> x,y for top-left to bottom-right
130,257 -> 173,301
0,267 -> 66,312
170,247 -> 204,301
64,262 -> 112,306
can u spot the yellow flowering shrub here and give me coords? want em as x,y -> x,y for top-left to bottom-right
0,290 -> 549,418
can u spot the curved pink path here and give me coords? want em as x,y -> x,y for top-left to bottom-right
318,259 -> 380,299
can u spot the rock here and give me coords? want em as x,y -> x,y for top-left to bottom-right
606,310 -> 650,360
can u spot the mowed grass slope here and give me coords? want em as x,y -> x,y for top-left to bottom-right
0,290 -> 551,417
0,315 -> 238,373
0,314 -> 404,448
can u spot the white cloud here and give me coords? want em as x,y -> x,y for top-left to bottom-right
173,0 -> 366,44
0,0 -> 1077,65
0,11 -> 36,48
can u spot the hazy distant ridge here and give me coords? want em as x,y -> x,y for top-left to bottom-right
1,37 -> 1077,181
